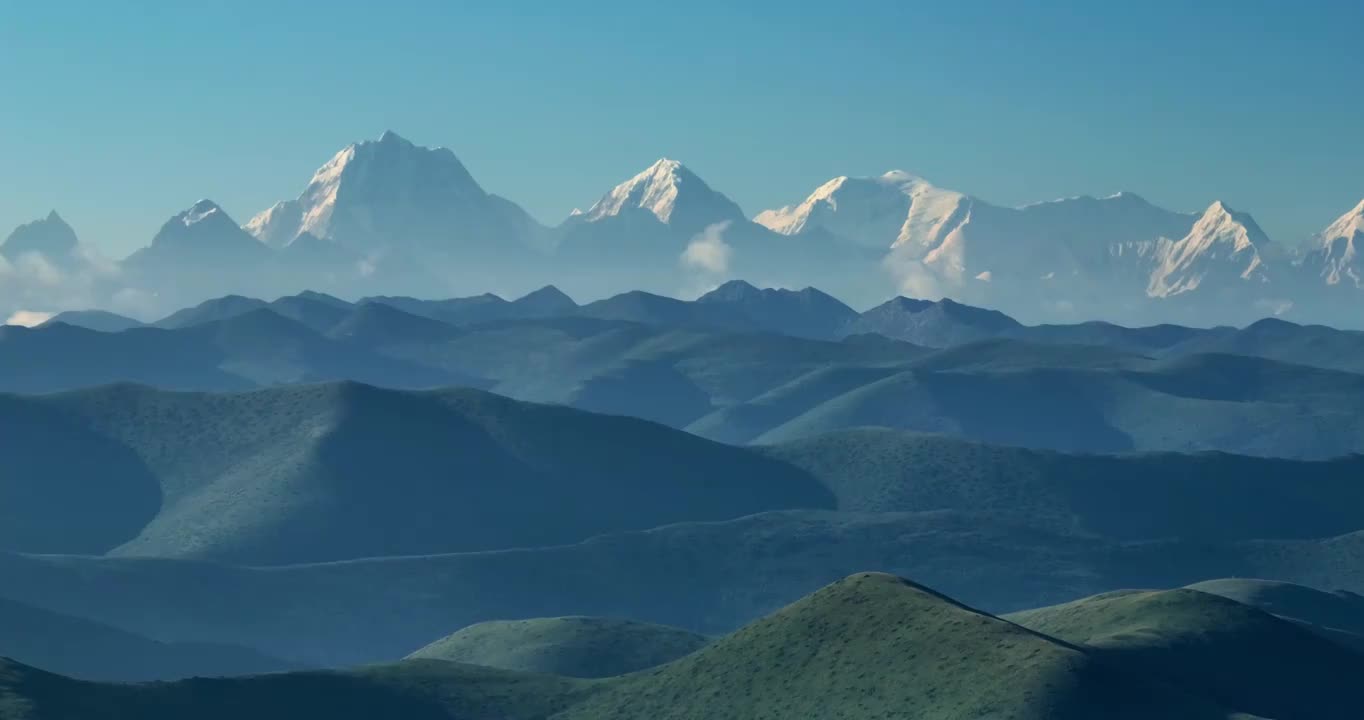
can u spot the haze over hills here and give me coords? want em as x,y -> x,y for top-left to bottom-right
0,595 -> 297,682
5,131 -> 1363,327
13,286 -> 1364,458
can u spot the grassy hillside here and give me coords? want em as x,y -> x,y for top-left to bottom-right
5,513 -> 1364,668
761,429 -> 1364,541
0,596 -> 296,682
1187,578 -> 1364,651
407,617 -> 707,678
562,573 -> 1240,720
1007,588 -> 1364,719
1166,318 -> 1364,375
0,383 -> 833,564
0,575 -> 1256,720
741,351 -> 1364,458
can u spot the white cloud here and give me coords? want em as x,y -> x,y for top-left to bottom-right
681,221 -> 733,275
5,310 -> 53,327
0,245 -> 139,319
882,253 -> 945,299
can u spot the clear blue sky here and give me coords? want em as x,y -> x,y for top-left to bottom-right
2,0 -> 1361,256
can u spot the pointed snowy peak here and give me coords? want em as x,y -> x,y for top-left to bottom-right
2,210 -> 79,259
1147,201 -> 1270,297
1196,200 -> 1272,246
1307,199 -> 1364,288
181,199 -> 228,226
246,131 -> 543,253
1319,199 -> 1364,244
131,200 -> 270,267
579,158 -> 746,231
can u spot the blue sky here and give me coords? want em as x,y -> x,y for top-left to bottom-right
2,0 -> 1361,256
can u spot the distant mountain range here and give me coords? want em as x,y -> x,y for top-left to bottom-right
5,131 -> 1361,326
12,283 -> 1364,459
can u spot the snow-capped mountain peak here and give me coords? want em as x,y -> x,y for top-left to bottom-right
1321,198 -> 1364,241
244,131 -> 543,254
182,199 -> 226,227
1147,200 -> 1270,297
579,158 -> 745,229
1306,199 -> 1364,288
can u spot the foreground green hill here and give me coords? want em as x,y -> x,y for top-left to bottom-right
0,574 -> 1257,720
407,617 -> 707,678
0,382 -> 832,563
562,573 -> 1241,720
1007,587 -> 1364,719
0,596 -> 296,682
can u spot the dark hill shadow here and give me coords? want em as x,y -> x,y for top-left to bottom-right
0,394 -> 161,554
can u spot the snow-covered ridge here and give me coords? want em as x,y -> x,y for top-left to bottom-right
755,170 -> 964,250
1307,199 -> 1364,288
1147,201 -> 1270,297
181,200 -> 226,227
579,158 -> 745,228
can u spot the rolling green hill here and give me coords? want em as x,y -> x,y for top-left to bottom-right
1187,578 -> 1364,651
0,575 -> 1263,720
407,617 -> 707,678
1007,587 -> 1364,719
0,596 -> 296,682
733,351 -> 1364,457
563,573 -> 1241,720
0,382 -> 833,564
761,429 -> 1364,541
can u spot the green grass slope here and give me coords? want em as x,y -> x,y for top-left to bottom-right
749,354 -> 1364,458
0,383 -> 833,564
1007,588 -> 1364,719
407,617 -> 707,678
1187,578 -> 1364,651
561,573 -> 1241,720
0,596 -> 297,682
0,575 -> 1256,720
761,429 -> 1364,542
